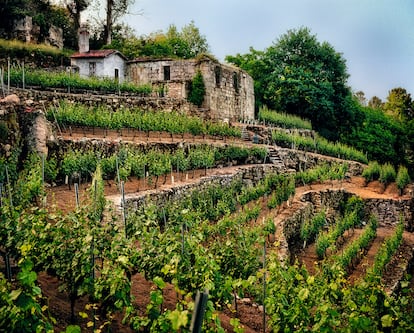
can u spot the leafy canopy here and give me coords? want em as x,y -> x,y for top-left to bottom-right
227,27 -> 352,140
105,21 -> 210,59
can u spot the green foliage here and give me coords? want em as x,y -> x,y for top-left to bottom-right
48,102 -> 241,138
396,165 -> 411,192
379,163 -> 396,186
342,105 -> 405,165
0,121 -> 9,143
315,210 -> 361,259
258,106 -> 312,130
383,87 -> 413,121
6,67 -> 152,94
227,27 -> 351,140
0,39 -> 71,67
108,21 -> 210,59
0,256 -> 54,333
272,129 -> 368,163
301,211 -> 327,245
362,161 -> 381,183
367,218 -> 404,279
334,217 -> 377,274
188,70 -> 205,107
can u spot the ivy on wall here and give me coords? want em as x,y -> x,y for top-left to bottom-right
188,70 -> 205,107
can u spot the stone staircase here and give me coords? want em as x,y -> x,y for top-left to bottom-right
241,126 -> 250,141
267,146 -> 286,170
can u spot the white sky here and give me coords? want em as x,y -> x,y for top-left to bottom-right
89,0 -> 414,101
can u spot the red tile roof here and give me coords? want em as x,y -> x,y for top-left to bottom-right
71,49 -> 127,59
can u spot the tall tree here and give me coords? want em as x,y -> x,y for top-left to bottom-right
65,0 -> 90,35
354,91 -> 366,106
383,87 -> 413,121
104,0 -> 135,45
368,96 -> 383,109
180,20 -> 209,57
227,27 -> 352,140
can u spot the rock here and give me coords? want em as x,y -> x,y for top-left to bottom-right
0,94 -> 20,104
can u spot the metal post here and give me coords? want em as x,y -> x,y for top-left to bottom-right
190,290 -> 209,333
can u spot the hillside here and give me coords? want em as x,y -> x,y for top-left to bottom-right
1,92 -> 414,332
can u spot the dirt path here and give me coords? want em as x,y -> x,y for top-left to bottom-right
347,227 -> 392,284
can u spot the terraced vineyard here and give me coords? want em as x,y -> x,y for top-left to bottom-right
1,102 -> 414,333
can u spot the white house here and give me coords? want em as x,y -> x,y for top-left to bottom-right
70,25 -> 127,83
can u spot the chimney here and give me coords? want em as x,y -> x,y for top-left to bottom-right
78,24 -> 90,53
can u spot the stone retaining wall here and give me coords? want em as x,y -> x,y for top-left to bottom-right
124,164 -> 279,213
10,88 -> 203,118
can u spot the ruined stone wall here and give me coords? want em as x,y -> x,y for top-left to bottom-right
199,60 -> 254,122
127,58 -> 254,122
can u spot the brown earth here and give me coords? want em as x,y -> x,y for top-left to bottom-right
34,128 -> 413,332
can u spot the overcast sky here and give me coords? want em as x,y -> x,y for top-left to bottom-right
119,0 -> 414,101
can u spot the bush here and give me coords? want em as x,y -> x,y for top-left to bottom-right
258,106 -> 312,129
379,163 -> 396,186
362,161 -> 381,183
188,70 -> 205,107
396,165 -> 411,194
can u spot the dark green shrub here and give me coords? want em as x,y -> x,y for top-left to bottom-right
188,70 -> 205,107
396,165 -> 411,194
0,121 -> 8,143
362,161 -> 381,183
379,163 -> 396,186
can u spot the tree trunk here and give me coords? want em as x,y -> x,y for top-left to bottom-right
105,0 -> 113,45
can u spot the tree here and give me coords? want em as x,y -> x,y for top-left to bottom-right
180,20 -> 209,57
104,0 -> 135,45
354,91 -> 366,106
368,96 -> 383,109
226,47 -> 267,111
105,21 -> 210,60
0,0 -> 30,32
65,0 -> 90,35
227,27 -> 352,140
383,87 -> 413,121
343,105 -> 405,165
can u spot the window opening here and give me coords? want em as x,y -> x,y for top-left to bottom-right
163,66 -> 171,80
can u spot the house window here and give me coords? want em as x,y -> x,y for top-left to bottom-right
214,66 -> 221,87
89,62 -> 96,76
114,68 -> 119,83
163,66 -> 170,80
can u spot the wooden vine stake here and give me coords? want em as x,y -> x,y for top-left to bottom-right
121,180 -> 127,238
263,239 -> 267,333
74,183 -> 79,208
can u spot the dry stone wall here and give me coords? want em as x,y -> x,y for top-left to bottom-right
123,164 -> 280,213
364,198 -> 414,231
10,87 -> 195,116
279,189 -> 414,261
